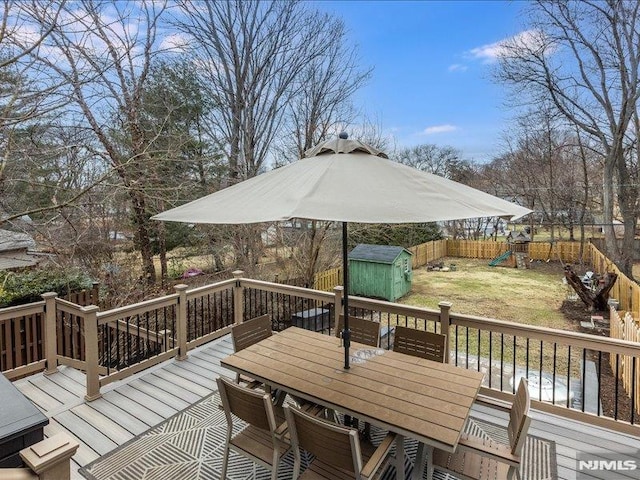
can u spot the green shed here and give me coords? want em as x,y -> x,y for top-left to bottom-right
348,244 -> 413,302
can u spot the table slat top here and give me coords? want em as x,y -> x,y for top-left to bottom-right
221,327 -> 484,451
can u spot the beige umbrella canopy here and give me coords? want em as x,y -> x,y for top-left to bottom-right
153,134 -> 531,367
153,136 -> 530,224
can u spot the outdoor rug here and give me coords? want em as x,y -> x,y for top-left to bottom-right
79,393 -> 557,480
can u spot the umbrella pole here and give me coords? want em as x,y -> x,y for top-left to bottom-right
342,222 -> 350,369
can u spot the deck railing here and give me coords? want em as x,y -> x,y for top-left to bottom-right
2,269 -> 640,435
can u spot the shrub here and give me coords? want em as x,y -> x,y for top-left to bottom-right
0,268 -> 94,307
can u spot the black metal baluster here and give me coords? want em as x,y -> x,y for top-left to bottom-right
581,348 -> 587,413
552,343 -> 557,405
597,351 -> 602,416
567,346 -> 572,409
615,353 -> 620,420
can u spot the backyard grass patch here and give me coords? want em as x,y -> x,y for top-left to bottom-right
403,257 -> 572,329
401,257 -> 586,380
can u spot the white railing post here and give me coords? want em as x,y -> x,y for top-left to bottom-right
41,292 -> 58,376
174,284 -> 189,360
334,286 -> 344,323
83,305 -> 101,401
439,301 -> 453,363
233,270 -> 245,325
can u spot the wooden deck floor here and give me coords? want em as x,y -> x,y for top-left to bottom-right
13,335 -> 640,480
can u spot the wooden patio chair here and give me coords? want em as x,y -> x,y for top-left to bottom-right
336,315 -> 381,347
231,314 -> 273,387
284,404 -> 397,480
392,325 -> 447,363
429,378 -> 531,480
217,376 -> 290,480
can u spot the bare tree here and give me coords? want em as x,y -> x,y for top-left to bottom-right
25,0 -> 170,283
497,0 -> 640,276
275,16 -> 371,163
177,0 -> 339,181
0,0 -> 70,224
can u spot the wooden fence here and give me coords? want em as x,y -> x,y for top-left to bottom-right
314,267 -> 341,292
408,239 -> 447,267
445,239 -> 508,259
610,308 -> 640,416
589,243 -> 640,318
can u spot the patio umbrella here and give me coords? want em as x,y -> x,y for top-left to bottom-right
153,133 -> 531,368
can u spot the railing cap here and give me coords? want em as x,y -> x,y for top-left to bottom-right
41,292 -> 58,299
232,270 -> 244,279
174,284 -> 189,292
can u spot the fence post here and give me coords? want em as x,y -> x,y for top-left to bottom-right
233,270 -> 245,325
439,301 -> 453,363
83,305 -> 101,401
334,286 -> 344,322
41,292 -> 58,376
174,284 -> 189,361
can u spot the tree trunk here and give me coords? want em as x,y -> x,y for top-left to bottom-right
564,265 -> 617,311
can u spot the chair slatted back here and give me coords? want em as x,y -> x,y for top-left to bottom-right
336,315 -> 380,347
508,378 -> 531,456
217,376 -> 275,432
285,405 -> 362,474
231,314 -> 272,352
393,325 -> 447,363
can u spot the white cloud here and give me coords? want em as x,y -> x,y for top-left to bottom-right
448,64 -> 468,72
422,124 -> 457,135
160,33 -> 191,53
468,29 -> 548,63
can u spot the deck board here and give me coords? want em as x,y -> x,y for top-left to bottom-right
100,390 -> 164,426
138,373 -> 204,403
150,368 -> 212,397
54,410 -> 118,456
15,380 -> 64,412
81,397 -> 150,435
10,334 -> 640,480
71,404 -> 134,445
113,384 -> 179,418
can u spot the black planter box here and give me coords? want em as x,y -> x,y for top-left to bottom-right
291,308 -> 330,332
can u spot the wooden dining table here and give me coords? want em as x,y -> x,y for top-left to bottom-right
221,326 -> 484,479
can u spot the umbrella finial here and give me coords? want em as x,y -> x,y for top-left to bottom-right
339,131 -> 348,139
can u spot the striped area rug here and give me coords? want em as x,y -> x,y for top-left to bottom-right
80,393 -> 556,480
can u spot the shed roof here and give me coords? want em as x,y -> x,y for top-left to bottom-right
348,244 -> 412,264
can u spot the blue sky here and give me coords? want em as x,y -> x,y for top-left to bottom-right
314,1 -> 528,163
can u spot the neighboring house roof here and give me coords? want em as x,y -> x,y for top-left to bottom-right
0,229 -> 36,252
348,244 -> 412,264
0,229 -> 47,270
0,251 -> 48,270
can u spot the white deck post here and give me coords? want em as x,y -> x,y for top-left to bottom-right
333,286 -> 344,323
41,292 -> 58,376
233,270 -> 245,325
83,305 -> 101,401
439,301 -> 452,363
174,284 -> 189,360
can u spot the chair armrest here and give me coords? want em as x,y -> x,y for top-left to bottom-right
361,432 -> 397,479
457,434 -> 521,467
